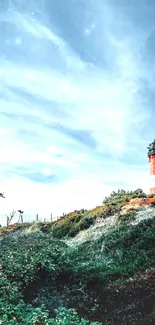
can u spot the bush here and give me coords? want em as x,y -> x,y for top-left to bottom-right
52,213 -> 95,239
0,213 -> 155,324
117,212 -> 136,225
0,303 -> 102,325
103,188 -> 147,213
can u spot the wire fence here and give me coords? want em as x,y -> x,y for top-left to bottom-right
4,212 -> 67,227
0,191 -> 68,227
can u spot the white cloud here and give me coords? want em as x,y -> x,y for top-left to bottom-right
0,0 -> 153,225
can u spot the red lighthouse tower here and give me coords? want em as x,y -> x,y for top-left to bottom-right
148,139 -> 155,195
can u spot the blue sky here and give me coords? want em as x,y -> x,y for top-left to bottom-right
0,0 -> 154,224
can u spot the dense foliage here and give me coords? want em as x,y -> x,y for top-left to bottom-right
0,231 -> 102,324
0,206 -> 155,324
103,188 -> 147,213
51,209 -> 103,239
51,188 -> 146,239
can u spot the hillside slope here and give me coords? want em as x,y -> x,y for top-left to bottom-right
0,190 -> 155,324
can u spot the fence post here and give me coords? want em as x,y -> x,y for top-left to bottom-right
50,213 -> 52,222
7,216 -> 9,227
36,214 -> 39,222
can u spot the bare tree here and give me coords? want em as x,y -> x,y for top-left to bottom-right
6,210 -> 16,227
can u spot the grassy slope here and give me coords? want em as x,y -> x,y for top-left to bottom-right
1,195 -> 155,324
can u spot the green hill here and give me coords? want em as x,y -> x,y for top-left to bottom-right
0,189 -> 155,324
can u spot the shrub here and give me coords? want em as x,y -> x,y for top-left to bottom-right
52,213 -> 95,239
0,214 -> 155,324
116,212 -> 136,225
103,188 -> 147,213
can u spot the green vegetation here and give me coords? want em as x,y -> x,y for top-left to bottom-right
0,214 -> 155,323
0,189 -> 155,324
51,189 -> 147,240
0,232 -> 102,324
103,188 -> 147,213
116,211 -> 136,225
103,188 -> 147,204
0,304 -> 101,325
52,211 -> 96,239
51,206 -> 108,239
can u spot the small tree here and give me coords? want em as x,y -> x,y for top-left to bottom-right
6,210 -> 16,227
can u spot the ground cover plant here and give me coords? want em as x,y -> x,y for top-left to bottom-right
0,189 -> 155,324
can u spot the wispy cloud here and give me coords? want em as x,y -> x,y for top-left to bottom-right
0,0 -> 154,224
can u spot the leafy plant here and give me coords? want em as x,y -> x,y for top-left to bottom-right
0,189 -> 155,325
116,211 -> 136,225
103,188 -> 147,213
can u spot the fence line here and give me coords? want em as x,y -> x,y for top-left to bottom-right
6,212 -> 65,226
